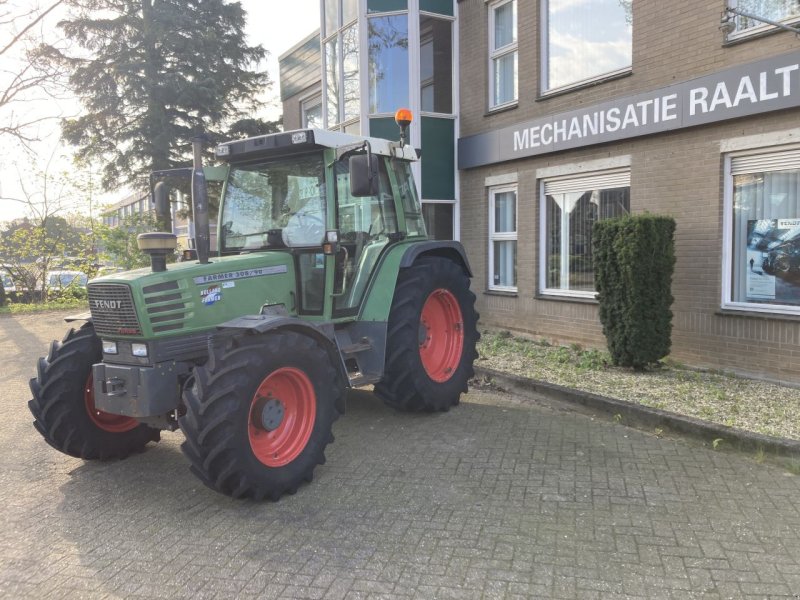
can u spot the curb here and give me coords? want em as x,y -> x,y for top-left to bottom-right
475,366 -> 800,458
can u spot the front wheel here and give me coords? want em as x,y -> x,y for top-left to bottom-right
375,257 -> 479,412
179,331 -> 342,500
28,323 -> 160,460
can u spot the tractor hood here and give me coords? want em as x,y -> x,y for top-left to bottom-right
87,253 -> 296,339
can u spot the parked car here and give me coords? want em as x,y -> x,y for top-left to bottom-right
46,270 -> 88,291
1,271 -> 16,295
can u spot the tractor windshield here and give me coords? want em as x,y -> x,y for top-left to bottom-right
220,152 -> 326,252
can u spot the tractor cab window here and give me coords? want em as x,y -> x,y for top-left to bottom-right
333,155 -> 397,312
220,153 -> 327,253
392,160 -> 426,238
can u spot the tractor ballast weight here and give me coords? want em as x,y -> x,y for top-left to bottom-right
28,112 -> 480,500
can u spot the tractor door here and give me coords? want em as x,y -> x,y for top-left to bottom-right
332,156 -> 398,315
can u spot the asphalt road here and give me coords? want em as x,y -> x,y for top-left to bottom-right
2,311 -> 800,599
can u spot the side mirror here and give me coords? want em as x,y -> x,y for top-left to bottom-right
349,154 -> 379,197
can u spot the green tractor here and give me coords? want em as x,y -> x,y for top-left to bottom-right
28,113 -> 479,500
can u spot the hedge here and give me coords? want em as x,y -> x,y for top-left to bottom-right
592,214 -> 676,369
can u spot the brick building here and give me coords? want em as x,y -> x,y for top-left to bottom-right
280,1 -> 800,383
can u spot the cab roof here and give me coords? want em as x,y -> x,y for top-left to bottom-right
214,128 -> 419,163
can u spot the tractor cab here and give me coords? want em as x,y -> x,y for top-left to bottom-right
213,126 -> 424,320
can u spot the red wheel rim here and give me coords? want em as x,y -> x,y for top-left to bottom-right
84,373 -> 139,433
248,367 -> 316,467
419,289 -> 464,383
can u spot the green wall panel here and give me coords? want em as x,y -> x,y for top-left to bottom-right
368,117 -> 401,142
421,117 -> 454,200
367,0 -> 407,13
420,0 -> 453,16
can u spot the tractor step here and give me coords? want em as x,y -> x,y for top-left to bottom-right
348,373 -> 380,388
339,341 -> 372,355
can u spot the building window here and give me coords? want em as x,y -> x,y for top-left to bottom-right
542,0 -> 632,93
726,0 -> 800,36
489,185 -> 517,291
302,93 -> 323,129
540,170 -> 630,297
324,0 -> 359,131
422,202 -> 454,240
488,0 -> 517,109
368,14 -> 409,114
724,146 -> 800,314
420,15 -> 453,114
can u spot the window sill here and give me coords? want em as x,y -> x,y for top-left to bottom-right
537,68 -> 632,102
715,308 -> 800,322
485,101 -> 518,117
722,21 -> 800,46
536,293 -> 598,305
485,289 -> 518,297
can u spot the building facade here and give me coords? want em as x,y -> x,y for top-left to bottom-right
280,0 -> 800,383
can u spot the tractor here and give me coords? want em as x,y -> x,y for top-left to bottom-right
28,111 -> 479,500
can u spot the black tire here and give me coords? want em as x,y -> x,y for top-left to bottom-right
179,330 -> 342,500
375,256 -> 479,412
28,323 -> 160,460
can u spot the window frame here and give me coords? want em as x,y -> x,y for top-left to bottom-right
538,168 -> 631,299
721,144 -> 800,316
488,0 -> 518,111
488,183 -> 518,292
540,0 -> 632,95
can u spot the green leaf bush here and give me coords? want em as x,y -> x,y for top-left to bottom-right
592,214 -> 676,369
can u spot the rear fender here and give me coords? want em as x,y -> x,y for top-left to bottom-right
359,240 -> 473,322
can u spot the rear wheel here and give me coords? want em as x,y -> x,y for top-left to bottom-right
179,331 -> 341,500
28,323 -> 160,460
375,257 -> 479,412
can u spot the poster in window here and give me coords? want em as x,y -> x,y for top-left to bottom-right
746,219 -> 800,304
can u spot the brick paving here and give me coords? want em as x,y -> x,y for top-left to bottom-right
1,311 -> 800,599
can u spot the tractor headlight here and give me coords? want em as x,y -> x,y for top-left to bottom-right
102,340 -> 118,355
131,343 -> 148,358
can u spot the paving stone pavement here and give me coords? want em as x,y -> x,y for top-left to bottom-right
2,311 -> 800,600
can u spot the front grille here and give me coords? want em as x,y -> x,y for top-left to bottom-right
142,279 -> 190,333
88,284 -> 141,336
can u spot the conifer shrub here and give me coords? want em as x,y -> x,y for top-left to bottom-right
592,214 -> 676,369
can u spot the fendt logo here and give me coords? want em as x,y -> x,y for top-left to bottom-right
93,299 -> 122,310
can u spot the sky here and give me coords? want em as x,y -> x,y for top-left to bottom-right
0,0 -> 321,224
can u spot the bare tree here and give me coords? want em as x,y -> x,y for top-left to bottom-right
0,0 -> 68,148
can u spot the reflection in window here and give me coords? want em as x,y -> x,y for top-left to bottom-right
420,16 -> 452,114
422,202 -> 454,240
490,0 -> 517,107
543,172 -> 630,294
544,0 -> 631,91
324,0 -> 338,36
325,38 -> 339,126
342,24 -> 359,122
368,15 -> 409,114
342,0 -> 357,25
729,149 -> 800,309
728,0 -> 800,34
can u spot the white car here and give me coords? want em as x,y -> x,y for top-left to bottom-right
46,270 -> 88,290
1,271 -> 15,294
